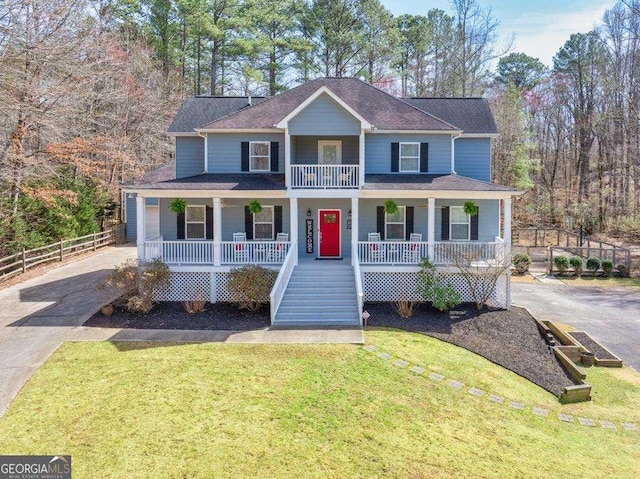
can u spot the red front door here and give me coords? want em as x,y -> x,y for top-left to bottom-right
319,209 -> 341,257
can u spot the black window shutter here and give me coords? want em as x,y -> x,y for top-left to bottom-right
470,207 -> 479,240
244,206 -> 253,239
177,212 -> 185,239
241,142 -> 250,171
391,143 -> 399,172
420,143 -> 429,172
206,206 -> 213,239
270,142 -> 279,172
274,205 -> 283,237
405,206 -> 414,240
441,206 -> 450,240
376,206 -> 385,239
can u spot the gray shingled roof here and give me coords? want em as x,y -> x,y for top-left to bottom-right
133,173 -> 286,191
402,98 -> 497,134
167,96 -> 266,133
201,78 -> 458,131
131,162 -> 175,185
363,174 -> 516,192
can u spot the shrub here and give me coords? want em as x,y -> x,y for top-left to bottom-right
183,300 -> 207,314
394,292 -> 418,318
569,257 -> 583,277
417,258 -> 461,312
553,255 -> 570,275
101,258 -> 170,314
601,259 -> 613,277
512,253 -> 531,274
226,265 -> 278,312
586,256 -> 601,274
617,264 -> 628,277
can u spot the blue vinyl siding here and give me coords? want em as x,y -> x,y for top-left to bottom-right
207,133 -> 285,173
175,137 -> 205,178
364,134 -> 452,174
454,138 -> 491,182
359,199 -> 428,240
435,199 -> 499,242
292,136 -> 358,165
288,94 -> 360,135
158,198 -> 290,241
125,193 -> 137,241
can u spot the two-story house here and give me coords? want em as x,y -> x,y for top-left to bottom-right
123,77 -> 520,327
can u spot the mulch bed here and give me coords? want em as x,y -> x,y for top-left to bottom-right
365,302 -> 576,396
85,301 -> 270,331
568,331 -> 618,360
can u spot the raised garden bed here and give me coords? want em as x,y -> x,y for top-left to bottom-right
568,331 -> 623,367
364,303 -> 577,397
85,301 -> 270,331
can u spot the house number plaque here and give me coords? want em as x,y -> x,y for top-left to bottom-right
306,219 -> 314,253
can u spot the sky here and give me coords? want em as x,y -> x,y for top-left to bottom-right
380,0 -> 615,67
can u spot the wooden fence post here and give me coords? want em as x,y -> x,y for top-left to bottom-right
59,238 -> 64,261
93,232 -> 97,251
21,248 -> 26,273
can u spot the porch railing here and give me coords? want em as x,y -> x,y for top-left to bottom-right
357,241 -> 505,265
270,242 -> 297,321
290,165 -> 359,188
352,246 -> 364,325
143,240 -> 291,265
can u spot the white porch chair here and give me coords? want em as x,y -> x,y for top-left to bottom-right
233,232 -> 249,263
367,232 -> 384,262
404,233 -> 423,263
269,233 -> 289,262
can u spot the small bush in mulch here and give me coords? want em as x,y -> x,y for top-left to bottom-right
365,302 -> 576,397
85,301 -> 270,331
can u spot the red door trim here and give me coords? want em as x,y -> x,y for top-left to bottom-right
318,209 -> 341,257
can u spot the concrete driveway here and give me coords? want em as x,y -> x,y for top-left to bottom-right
512,281 -> 640,371
0,245 -> 136,417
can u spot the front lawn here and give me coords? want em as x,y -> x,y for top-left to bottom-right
0,333 -> 639,478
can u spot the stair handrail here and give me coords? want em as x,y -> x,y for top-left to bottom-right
353,249 -> 364,325
269,241 -> 297,322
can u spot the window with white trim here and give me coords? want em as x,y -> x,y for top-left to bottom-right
399,142 -> 420,172
385,206 -> 406,240
450,206 -> 470,240
186,205 -> 206,239
250,141 -> 270,171
253,206 -> 274,240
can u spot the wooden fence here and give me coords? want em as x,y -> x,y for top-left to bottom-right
513,227 -> 631,275
0,229 -> 117,283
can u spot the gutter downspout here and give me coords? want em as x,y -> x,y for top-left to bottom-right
197,131 -> 208,173
451,132 -> 462,175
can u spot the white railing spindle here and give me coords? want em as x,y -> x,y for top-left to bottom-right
290,165 -> 359,188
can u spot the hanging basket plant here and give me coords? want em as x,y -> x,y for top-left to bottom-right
247,199 -> 263,215
168,198 -> 187,215
384,199 -> 399,215
463,201 -> 479,217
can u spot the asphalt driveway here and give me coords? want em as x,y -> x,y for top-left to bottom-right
512,281 -> 640,371
0,245 -> 136,417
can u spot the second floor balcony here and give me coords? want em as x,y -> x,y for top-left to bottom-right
290,165 -> 360,189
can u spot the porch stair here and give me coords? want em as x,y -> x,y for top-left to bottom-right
273,262 -> 361,328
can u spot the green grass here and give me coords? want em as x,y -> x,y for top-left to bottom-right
559,275 -> 640,287
0,333 -> 639,478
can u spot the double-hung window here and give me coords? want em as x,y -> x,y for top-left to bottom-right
385,206 -> 406,240
249,142 -> 270,171
399,143 -> 420,172
253,206 -> 274,240
450,206 -> 471,240
185,205 -> 206,239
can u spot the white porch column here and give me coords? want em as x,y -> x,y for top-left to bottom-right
136,195 -> 146,261
359,129 -> 365,188
504,198 -> 512,248
290,197 -> 298,265
213,197 -> 222,266
203,133 -> 209,173
284,128 -> 291,188
427,197 -> 435,260
351,197 -> 359,265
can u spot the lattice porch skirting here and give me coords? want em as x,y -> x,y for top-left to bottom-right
362,271 -> 510,309
153,271 -> 239,302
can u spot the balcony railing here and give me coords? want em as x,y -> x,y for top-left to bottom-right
290,165 -> 359,189
144,240 -> 291,265
357,241 -> 505,265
